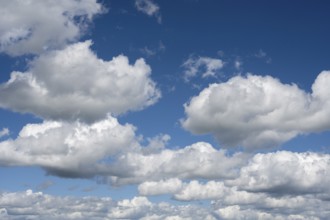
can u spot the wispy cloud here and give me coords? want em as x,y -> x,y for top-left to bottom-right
182,56 -> 224,81
135,0 -> 162,23
0,128 -> 9,138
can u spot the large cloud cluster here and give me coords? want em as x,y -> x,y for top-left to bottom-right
182,71 -> 330,149
1,188 -> 329,220
0,41 -> 161,122
0,0 -> 103,56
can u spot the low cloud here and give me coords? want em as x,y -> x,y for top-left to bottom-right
0,0 -> 104,56
0,41 -> 161,123
182,71 -> 330,149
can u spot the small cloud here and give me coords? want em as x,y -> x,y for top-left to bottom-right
140,41 -> 165,57
135,0 -> 162,23
255,49 -> 272,64
82,186 -> 97,192
36,180 -> 54,191
0,128 -> 9,138
182,55 -> 224,81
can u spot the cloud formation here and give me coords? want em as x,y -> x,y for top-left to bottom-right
1,188 -> 329,220
0,0 -> 103,56
0,41 -> 161,122
182,56 -> 224,81
0,116 -> 138,178
182,71 -> 330,149
0,190 -> 216,220
135,0 -> 161,23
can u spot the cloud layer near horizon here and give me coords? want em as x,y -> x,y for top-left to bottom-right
0,41 -> 161,122
182,71 -> 330,149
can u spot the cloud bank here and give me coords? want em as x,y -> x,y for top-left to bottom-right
182,71 -> 330,149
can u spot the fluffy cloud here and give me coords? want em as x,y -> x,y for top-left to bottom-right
0,116 -> 137,178
182,71 -> 330,149
182,56 -> 224,81
0,0 -> 103,56
0,41 -> 161,122
135,0 -> 162,23
138,178 -> 183,196
107,142 -> 248,185
1,189 -> 328,220
0,190 -> 216,220
227,151 -> 330,196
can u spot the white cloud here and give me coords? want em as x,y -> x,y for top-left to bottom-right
0,41 -> 161,122
227,151 -> 330,196
138,178 -> 183,196
0,116 -> 138,178
0,190 -> 216,220
0,128 -> 9,138
107,142 -> 248,185
182,56 -> 224,81
182,71 -> 330,149
135,0 -> 162,23
0,0 -> 104,56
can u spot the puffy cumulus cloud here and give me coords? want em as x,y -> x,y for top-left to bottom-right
135,0 -> 162,23
0,190 -> 216,220
0,41 -> 161,122
106,142 -> 248,185
0,0 -> 104,56
174,180 -> 227,201
182,71 -> 330,149
0,115 -> 138,178
227,151 -> 330,196
138,178 -> 183,196
182,56 -> 224,81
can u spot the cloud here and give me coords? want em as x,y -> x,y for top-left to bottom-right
182,56 -> 224,81
1,188 -> 329,219
0,190 -> 216,220
135,0 -> 162,23
0,0 -> 104,56
106,142 -> 248,186
227,151 -> 330,196
138,178 -> 183,196
0,128 -> 9,138
182,71 -> 330,149
0,41 -> 161,122
0,116 -> 138,178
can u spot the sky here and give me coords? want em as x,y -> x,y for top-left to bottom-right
1,0 -> 330,219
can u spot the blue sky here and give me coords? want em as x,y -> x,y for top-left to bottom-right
1,0 -> 330,219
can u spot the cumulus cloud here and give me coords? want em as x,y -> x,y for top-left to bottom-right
0,41 -> 161,122
107,142 -> 248,186
138,178 -> 183,196
0,116 -> 138,178
182,56 -> 224,81
1,189 -> 329,220
0,190 -> 216,220
0,0 -> 104,56
135,0 -> 162,23
182,71 -> 330,149
227,151 -> 330,196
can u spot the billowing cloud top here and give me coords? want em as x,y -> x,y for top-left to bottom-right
0,41 -> 161,122
0,0 -> 103,56
182,71 -> 330,149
